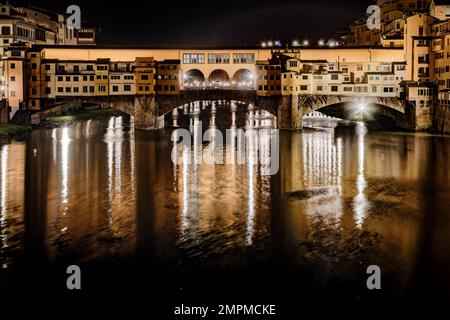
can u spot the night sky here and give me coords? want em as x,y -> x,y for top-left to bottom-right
14,0 -> 373,47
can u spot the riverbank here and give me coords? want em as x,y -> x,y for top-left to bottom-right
0,123 -> 32,143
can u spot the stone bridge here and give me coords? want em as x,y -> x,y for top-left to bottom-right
34,90 -> 415,130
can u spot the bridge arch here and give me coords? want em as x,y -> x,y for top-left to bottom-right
208,69 -> 230,88
184,69 -> 206,88
232,69 -> 254,89
313,101 -> 408,128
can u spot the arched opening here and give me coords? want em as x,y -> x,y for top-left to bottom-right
184,69 -> 205,89
232,69 -> 254,89
208,70 -> 230,88
316,102 -> 406,130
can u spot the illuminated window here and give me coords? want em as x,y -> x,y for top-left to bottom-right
208,54 -> 230,64
183,53 -> 205,64
233,53 -> 255,64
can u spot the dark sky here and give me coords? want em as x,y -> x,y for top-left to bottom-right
14,0 -> 373,47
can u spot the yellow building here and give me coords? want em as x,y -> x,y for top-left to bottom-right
135,57 -> 155,95
94,59 -> 110,96
109,61 -> 136,96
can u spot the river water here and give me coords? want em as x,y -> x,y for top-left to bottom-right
0,104 -> 449,308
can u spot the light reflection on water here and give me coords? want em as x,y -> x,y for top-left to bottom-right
0,106 -> 449,299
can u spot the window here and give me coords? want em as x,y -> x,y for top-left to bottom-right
124,75 -> 134,80
124,85 -> 131,91
87,65 -> 94,71
45,76 -> 51,82
58,76 -> 63,81
73,76 -> 79,81
183,53 -> 205,64
10,91 -> 15,97
10,76 -> 15,82
1,26 -> 11,35
317,86 -> 323,91
90,76 -> 94,81
112,85 -> 119,92
331,86 -> 338,92
344,87 -> 352,92
83,86 -> 88,93
300,85 -> 308,91
141,75 -> 149,80
372,86 -> 377,93
73,65 -> 79,73
45,88 -> 51,94
11,63 -> 15,69
83,76 -> 88,81
97,65 -> 107,70
66,87 -> 71,93
58,87 -> 63,93
233,53 -> 255,64
208,54 -> 230,64
98,85 -> 106,92
89,86 -> 95,93
31,88 -> 37,95
45,65 -> 51,71
66,76 -> 71,82
331,74 -> 339,80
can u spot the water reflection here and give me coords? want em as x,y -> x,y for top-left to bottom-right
301,128 -> 344,222
0,105 -> 448,300
0,142 -> 25,270
353,122 -> 369,228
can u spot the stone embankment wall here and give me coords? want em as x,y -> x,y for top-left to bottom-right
435,105 -> 450,134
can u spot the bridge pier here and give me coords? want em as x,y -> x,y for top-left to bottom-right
132,95 -> 157,130
277,95 -> 307,130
